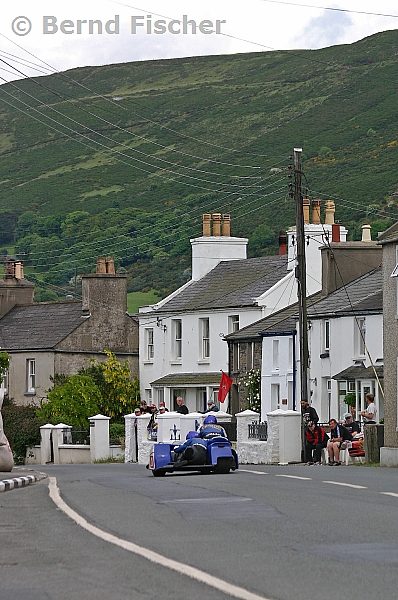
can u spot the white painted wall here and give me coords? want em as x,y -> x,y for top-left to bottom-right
261,312 -> 383,424
139,223 -> 342,409
309,313 -> 383,422
139,307 -> 262,410
286,223 -> 347,296
261,333 -> 296,417
191,236 -> 248,280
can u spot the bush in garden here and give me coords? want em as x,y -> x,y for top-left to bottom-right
2,397 -> 46,465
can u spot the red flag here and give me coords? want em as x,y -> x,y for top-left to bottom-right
218,371 -> 233,403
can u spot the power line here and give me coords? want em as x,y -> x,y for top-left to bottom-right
258,0 -> 398,19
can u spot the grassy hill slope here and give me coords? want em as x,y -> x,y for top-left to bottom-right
0,30 -> 397,296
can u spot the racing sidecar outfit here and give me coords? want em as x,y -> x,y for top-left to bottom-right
198,423 -> 227,439
173,437 -> 208,465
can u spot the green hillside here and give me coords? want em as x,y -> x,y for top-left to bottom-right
0,30 -> 397,298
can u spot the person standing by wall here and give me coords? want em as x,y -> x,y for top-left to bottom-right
176,396 -> 189,414
361,393 -> 376,424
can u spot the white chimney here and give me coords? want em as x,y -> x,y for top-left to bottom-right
191,214 -> 247,280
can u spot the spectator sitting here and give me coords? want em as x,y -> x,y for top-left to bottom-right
327,418 -> 352,465
342,412 -> 361,437
158,405 -> 167,415
301,400 -> 319,425
305,421 -> 329,465
173,431 -> 208,465
197,415 -> 227,439
204,400 -> 219,413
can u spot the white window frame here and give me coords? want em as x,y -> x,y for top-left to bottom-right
272,339 -> 279,371
146,328 -> 154,361
228,315 -> 240,333
232,343 -> 240,372
288,337 -> 293,370
172,319 -> 182,360
199,317 -> 210,360
27,359 -> 36,393
355,317 -> 366,357
392,245 -> 398,314
324,320 -> 330,351
247,342 -> 254,370
327,378 -> 332,421
390,244 -> 398,277
271,383 -> 280,411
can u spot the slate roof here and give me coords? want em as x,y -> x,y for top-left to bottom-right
224,292 -> 323,341
151,372 -> 222,386
306,267 -> 382,318
155,255 -> 288,313
332,363 -> 384,380
225,266 -> 382,342
0,301 -> 85,350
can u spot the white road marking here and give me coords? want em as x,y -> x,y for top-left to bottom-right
322,481 -> 367,489
48,477 -> 271,600
239,469 -> 268,475
380,492 -> 398,498
275,475 -> 311,481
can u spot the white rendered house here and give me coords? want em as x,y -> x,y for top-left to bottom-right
259,267 -> 383,423
138,204 -> 354,414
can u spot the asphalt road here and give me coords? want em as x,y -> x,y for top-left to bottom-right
1,462 -> 398,600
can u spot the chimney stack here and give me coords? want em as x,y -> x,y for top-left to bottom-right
96,257 -> 107,273
325,200 -> 335,225
312,199 -> 321,224
332,223 -> 341,242
361,224 -> 372,242
96,257 -> 115,274
202,214 -> 211,236
279,232 -> 287,255
303,198 -> 310,225
222,214 -> 231,237
212,213 -> 222,236
3,257 -> 15,279
15,262 -> 24,279
105,257 -> 115,274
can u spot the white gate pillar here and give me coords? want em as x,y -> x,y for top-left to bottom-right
89,414 -> 110,462
52,423 -> 70,464
40,424 -> 54,464
267,409 -> 301,464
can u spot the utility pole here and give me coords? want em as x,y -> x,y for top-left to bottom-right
293,148 -> 309,407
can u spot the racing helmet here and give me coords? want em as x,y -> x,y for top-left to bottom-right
186,431 -> 199,440
204,415 -> 217,425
